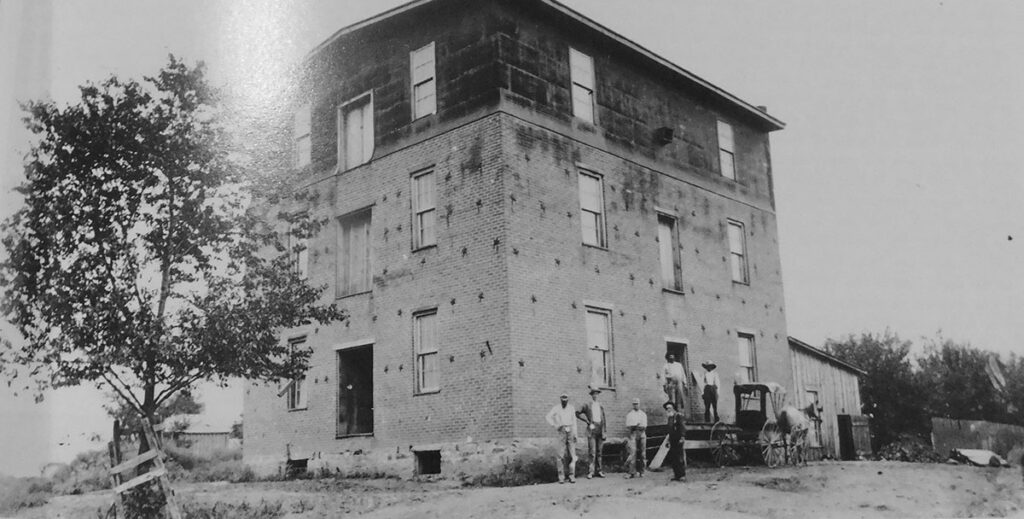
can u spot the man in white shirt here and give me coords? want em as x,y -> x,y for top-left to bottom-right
624,398 -> 647,478
662,353 -> 686,409
576,387 -> 606,478
702,360 -> 721,423
545,392 -> 578,483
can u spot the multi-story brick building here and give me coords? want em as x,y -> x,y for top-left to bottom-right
244,0 -> 790,477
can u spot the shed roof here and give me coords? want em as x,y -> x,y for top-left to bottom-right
306,0 -> 786,132
788,336 -> 867,376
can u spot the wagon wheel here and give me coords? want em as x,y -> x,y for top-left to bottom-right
789,429 -> 808,466
759,422 -> 785,468
710,421 -> 737,467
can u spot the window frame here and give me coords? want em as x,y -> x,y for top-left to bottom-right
337,92 -> 375,171
584,306 -> 614,389
336,207 -> 373,298
294,103 -> 311,168
737,332 -> 757,384
569,47 -> 595,123
410,42 -> 437,120
717,120 -> 736,180
578,170 -> 607,248
288,219 -> 309,280
286,336 -> 308,411
414,308 -> 440,395
657,212 -> 683,291
727,219 -> 749,284
411,168 -> 437,250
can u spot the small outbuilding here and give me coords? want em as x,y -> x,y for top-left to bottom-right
788,336 -> 870,460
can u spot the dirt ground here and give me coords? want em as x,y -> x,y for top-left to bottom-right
10,461 -> 1024,519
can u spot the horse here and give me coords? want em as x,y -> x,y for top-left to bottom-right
776,402 -> 820,465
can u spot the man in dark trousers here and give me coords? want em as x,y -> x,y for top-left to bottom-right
576,387 -> 606,478
663,401 -> 687,481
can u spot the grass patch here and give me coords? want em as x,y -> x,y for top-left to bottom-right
0,476 -> 52,514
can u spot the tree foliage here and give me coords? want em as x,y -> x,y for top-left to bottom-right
0,56 -> 345,419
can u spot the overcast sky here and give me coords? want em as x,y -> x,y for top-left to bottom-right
1,0 -> 1021,476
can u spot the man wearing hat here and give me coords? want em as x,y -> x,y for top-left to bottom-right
662,353 -> 686,409
664,401 -> 687,481
624,398 -> 648,478
701,360 -> 721,423
576,386 -> 606,478
545,392 -> 579,483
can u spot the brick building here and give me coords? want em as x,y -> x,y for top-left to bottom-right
243,0 -> 791,477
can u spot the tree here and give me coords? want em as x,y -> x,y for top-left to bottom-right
917,338 -> 1015,425
825,331 -> 929,449
0,56 -> 344,426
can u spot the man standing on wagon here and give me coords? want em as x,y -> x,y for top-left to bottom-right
662,353 -> 686,409
701,360 -> 721,423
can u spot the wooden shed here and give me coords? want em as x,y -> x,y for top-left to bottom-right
788,337 -> 869,459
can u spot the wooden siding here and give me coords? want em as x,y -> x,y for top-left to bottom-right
789,344 -> 863,459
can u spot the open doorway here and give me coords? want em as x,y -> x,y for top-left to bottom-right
337,345 -> 373,437
665,341 -> 699,421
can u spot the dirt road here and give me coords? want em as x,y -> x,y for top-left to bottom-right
13,461 -> 1024,518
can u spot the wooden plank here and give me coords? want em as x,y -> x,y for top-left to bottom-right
142,422 -> 183,519
683,440 -> 715,450
109,450 -> 159,475
648,436 -> 670,469
113,467 -> 166,494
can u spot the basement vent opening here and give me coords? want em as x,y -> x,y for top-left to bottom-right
415,450 -> 441,475
285,458 -> 308,479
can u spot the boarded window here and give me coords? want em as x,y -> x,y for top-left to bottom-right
286,337 -> 307,410
737,333 -> 757,383
658,213 -> 682,290
294,104 -> 311,168
578,171 -> 606,247
337,208 -> 372,297
585,307 -> 613,388
727,220 -> 748,284
415,310 -> 439,393
411,42 -> 436,119
569,48 -> 595,123
411,169 -> 436,249
338,94 -> 374,170
717,120 -> 735,180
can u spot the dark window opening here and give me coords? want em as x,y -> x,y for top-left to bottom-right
337,345 -> 374,437
285,458 -> 308,479
415,450 -> 441,475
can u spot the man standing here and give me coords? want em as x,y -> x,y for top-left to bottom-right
545,392 -> 578,483
701,360 -> 721,423
624,398 -> 647,478
662,353 -> 686,409
576,387 -> 606,478
664,401 -> 687,481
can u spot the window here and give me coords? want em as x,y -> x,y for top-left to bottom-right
411,42 -> 436,119
414,310 -> 439,393
411,169 -> 436,249
337,208 -> 372,297
286,337 -> 308,410
737,333 -> 757,383
658,213 -> 682,290
288,222 -> 309,280
727,220 -> 748,284
585,307 -> 613,388
717,120 -> 736,180
338,94 -> 374,170
578,171 -> 606,247
569,48 -> 595,123
294,104 -> 311,168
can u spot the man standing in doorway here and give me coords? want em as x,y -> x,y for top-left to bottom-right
577,387 -> 606,478
664,401 -> 687,481
545,392 -> 578,483
662,353 -> 686,409
624,398 -> 647,478
701,360 -> 721,423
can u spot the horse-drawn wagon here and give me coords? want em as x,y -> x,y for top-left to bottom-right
705,382 -> 815,467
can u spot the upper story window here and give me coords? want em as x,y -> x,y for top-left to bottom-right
338,93 -> 374,170
569,48 -> 595,123
727,219 -> 748,284
337,207 -> 372,297
657,213 -> 682,291
411,42 -> 437,119
294,104 -> 311,168
717,120 -> 736,180
585,306 -> 614,388
414,309 -> 439,394
737,333 -> 757,383
288,221 -> 309,280
411,169 -> 436,249
286,336 -> 308,410
578,171 -> 606,248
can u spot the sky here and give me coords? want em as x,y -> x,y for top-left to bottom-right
1,0 -> 1022,476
